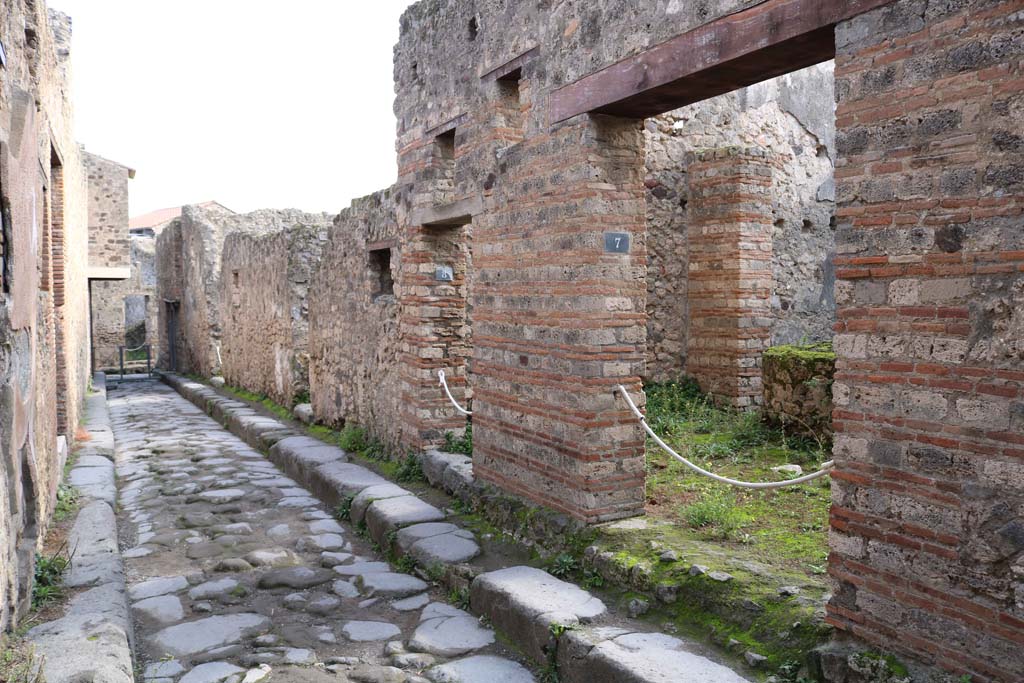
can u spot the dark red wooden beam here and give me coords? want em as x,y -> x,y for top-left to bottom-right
549,0 -> 898,122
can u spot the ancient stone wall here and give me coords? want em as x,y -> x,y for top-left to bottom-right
220,217 -> 331,407
308,189 -> 403,450
84,151 -> 132,271
390,0 -> 848,522
155,205 -> 332,379
0,1 -> 91,631
644,62 -> 837,382
762,343 -> 836,439
155,218 -> 184,371
91,235 -> 158,371
827,2 -> 1024,680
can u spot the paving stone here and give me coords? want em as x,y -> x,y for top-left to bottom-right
332,580 -> 360,598
308,519 -> 345,534
296,533 -> 346,552
133,594 -> 185,624
333,561 -> 391,577
129,575 -> 189,601
559,630 -> 751,683
278,496 -> 320,508
395,523 -> 464,552
409,607 -> 495,656
313,461 -> 390,498
365,497 -> 445,545
178,661 -> 245,683
188,578 -> 240,600
187,542 -> 228,560
424,655 -> 534,683
143,659 -> 186,679
257,566 -> 335,589
244,549 -> 298,567
342,621 -> 403,642
408,532 -> 480,566
307,595 -> 342,614
151,613 -> 270,657
197,488 -> 247,503
282,648 -> 318,665
215,558 -> 254,572
348,665 -> 408,683
358,572 -> 430,598
351,484 -> 413,525
390,652 -> 437,670
470,566 -> 606,663
392,593 -> 430,611
320,552 -> 353,567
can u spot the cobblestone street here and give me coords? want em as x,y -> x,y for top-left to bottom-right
110,381 -> 532,683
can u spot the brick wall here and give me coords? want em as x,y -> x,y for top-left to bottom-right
828,1 -> 1024,680
644,62 -> 837,382
221,217 -> 330,407
685,147 -> 778,408
308,189 -> 403,448
85,151 -> 131,270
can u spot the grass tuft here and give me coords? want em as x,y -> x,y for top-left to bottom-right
32,545 -> 70,609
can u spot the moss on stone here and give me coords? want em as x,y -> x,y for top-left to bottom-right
763,341 -> 835,366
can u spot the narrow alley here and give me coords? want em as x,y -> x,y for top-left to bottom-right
109,380 -> 531,683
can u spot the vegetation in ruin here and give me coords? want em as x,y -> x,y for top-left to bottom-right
31,547 -> 70,610
443,422 -> 473,455
643,378 -> 830,573
762,341 -> 835,366
0,635 -> 42,683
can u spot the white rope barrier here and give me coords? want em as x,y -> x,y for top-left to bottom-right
615,385 -> 834,489
438,369 -> 472,416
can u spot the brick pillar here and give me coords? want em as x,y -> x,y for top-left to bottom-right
50,161 -> 69,436
471,115 -> 647,523
826,2 -> 1024,681
398,221 -> 472,450
685,147 -> 775,409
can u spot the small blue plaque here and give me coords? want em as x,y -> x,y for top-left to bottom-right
435,265 -> 454,282
604,232 -> 631,254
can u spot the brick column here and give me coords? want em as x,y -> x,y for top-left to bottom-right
826,2 -> 1024,681
398,221 -> 473,450
471,115 -> 647,523
685,147 -> 775,409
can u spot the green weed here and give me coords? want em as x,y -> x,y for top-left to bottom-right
53,483 -> 79,522
395,454 -> 424,483
448,587 -> 470,610
335,495 -> 355,521
0,635 -> 42,683
681,490 -> 748,540
546,553 -> 579,578
32,545 -> 70,609
443,422 -> 473,456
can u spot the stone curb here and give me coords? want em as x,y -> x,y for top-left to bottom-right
158,373 -> 467,564
159,372 -> 752,682
28,372 -> 135,683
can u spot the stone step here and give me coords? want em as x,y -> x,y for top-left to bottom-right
471,566 -> 750,682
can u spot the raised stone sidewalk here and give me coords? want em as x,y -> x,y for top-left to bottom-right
28,373 -> 135,683
163,372 -> 751,682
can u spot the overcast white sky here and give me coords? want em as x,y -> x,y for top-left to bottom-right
48,0 -> 414,217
